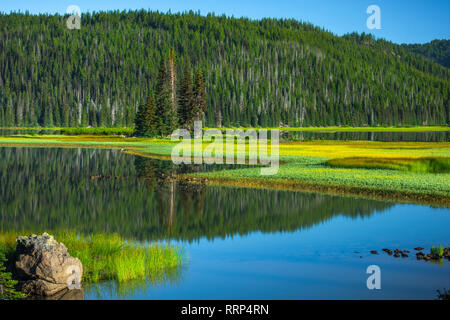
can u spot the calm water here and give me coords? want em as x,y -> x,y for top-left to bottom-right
0,128 -> 448,142
0,147 -> 449,299
279,130 -> 449,142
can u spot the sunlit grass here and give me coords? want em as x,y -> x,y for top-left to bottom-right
326,157 -> 450,173
0,231 -> 184,283
431,245 -> 445,257
61,127 -> 134,136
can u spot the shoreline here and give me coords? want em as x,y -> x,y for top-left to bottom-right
0,134 -> 449,207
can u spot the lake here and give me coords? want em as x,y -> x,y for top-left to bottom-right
0,147 -> 449,299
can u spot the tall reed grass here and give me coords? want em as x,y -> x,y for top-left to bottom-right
0,231 -> 183,283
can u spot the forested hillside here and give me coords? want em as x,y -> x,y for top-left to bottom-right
401,40 -> 450,69
0,10 -> 448,128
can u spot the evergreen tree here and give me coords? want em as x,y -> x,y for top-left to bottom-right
156,53 -> 178,136
166,49 -> 179,133
155,58 -> 171,135
0,11 -> 448,128
193,69 -> 207,122
134,102 -> 148,136
178,60 -> 195,129
134,93 -> 158,137
0,252 -> 26,300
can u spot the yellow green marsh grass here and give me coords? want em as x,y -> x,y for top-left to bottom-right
0,231 -> 184,283
326,157 -> 450,173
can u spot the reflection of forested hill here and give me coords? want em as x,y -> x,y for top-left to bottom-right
0,148 -> 393,241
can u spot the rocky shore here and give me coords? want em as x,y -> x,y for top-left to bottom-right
13,233 -> 83,297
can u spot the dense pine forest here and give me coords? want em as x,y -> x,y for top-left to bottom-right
401,39 -> 450,69
0,10 -> 449,128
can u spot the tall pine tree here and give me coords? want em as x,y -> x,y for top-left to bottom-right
193,69 -> 207,122
135,93 -> 157,137
178,60 -> 195,129
156,54 -> 178,136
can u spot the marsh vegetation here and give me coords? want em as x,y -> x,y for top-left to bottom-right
0,231 -> 183,284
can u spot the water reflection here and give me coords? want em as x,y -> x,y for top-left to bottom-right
26,288 -> 85,300
1,147 -> 449,299
0,147 -> 393,242
0,128 -> 447,142
85,266 -> 186,300
280,130 -> 448,142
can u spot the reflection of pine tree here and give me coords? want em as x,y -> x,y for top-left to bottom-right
135,157 -> 207,231
178,181 -> 206,220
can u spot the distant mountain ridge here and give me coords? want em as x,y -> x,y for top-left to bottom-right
0,11 -> 448,128
401,39 -> 450,69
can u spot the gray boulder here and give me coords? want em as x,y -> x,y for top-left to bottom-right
14,233 -> 83,296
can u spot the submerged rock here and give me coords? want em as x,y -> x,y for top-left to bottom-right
26,288 -> 85,300
14,233 -> 83,296
370,250 -> 379,255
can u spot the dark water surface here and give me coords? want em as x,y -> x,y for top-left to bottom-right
279,130 -> 449,142
0,147 -> 449,299
0,128 -> 448,142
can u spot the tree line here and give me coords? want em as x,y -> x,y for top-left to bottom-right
134,50 -> 206,137
401,39 -> 450,69
0,10 -> 448,128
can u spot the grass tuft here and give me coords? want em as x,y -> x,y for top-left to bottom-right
0,231 -> 184,284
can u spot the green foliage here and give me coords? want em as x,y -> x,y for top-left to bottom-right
57,232 -> 183,283
0,251 -> 26,300
0,231 -> 183,284
155,56 -> 178,136
135,94 -> 158,137
402,40 -> 450,68
430,245 -> 444,257
178,60 -> 195,129
326,157 -> 450,173
193,69 -> 207,121
0,11 -> 448,128
61,127 -> 134,136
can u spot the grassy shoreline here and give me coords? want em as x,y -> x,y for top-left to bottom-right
0,231 -> 183,284
0,134 -> 449,207
185,176 -> 449,207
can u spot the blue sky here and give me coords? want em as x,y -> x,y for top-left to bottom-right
1,0 -> 449,44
